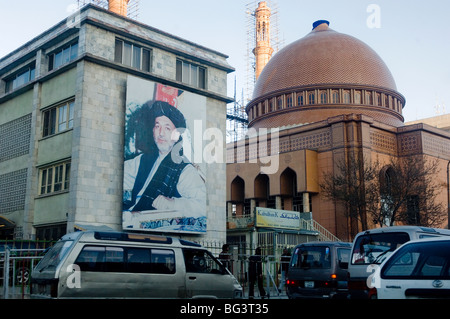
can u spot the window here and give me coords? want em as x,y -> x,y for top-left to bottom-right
365,92 -> 373,105
320,91 -> 327,104
354,91 -> 361,104
343,91 -> 351,104
115,39 -> 151,72
49,42 -> 78,71
5,64 -> 36,93
286,95 -> 293,108
308,92 -> 315,105
277,96 -> 283,110
39,161 -> 71,195
42,100 -> 74,137
297,93 -> 304,106
74,245 -> 176,274
176,60 -> 206,89
183,249 -> 224,274
381,241 -> 450,279
332,91 -> 339,104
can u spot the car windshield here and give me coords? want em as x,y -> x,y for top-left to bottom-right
34,240 -> 73,272
291,246 -> 332,269
351,232 -> 410,265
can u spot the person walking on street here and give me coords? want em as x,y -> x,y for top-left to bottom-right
278,247 -> 291,293
248,247 -> 266,299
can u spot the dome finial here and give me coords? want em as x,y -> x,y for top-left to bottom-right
312,20 -> 330,30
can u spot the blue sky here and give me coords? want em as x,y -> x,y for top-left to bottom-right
1,0 -> 449,122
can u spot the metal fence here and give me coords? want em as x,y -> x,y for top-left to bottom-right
1,240 -> 54,299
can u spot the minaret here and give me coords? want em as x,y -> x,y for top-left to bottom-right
252,1 -> 274,80
108,0 -> 130,16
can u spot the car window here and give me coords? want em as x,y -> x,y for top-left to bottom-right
291,246 -> 332,269
183,249 -> 224,274
381,241 -> 450,279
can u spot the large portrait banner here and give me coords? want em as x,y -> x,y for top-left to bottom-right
122,76 -> 207,233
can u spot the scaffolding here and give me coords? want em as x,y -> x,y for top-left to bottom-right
226,1 -> 283,143
226,77 -> 248,143
77,0 -> 140,20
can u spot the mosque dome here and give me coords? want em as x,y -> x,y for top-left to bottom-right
247,21 -> 406,128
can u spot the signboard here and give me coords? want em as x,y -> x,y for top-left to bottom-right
256,207 -> 300,230
122,76 -> 207,233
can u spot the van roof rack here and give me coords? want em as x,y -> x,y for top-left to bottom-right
93,231 -> 173,244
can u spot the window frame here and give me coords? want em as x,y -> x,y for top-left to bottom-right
39,161 -> 71,196
176,59 -> 207,89
42,100 -> 75,138
5,63 -> 36,94
48,42 -> 79,71
114,38 -> 151,72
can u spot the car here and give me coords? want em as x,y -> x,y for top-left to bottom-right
370,237 -> 450,299
286,241 -> 352,299
31,231 -> 243,299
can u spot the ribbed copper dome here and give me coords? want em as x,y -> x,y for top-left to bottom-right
253,22 -> 397,98
248,21 -> 406,128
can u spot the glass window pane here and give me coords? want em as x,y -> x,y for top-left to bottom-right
123,42 -> 132,66
114,39 -> 123,63
190,64 -> 198,86
62,47 -> 70,64
132,45 -> 141,69
54,51 -> 62,69
176,60 -> 182,82
182,62 -> 190,83
58,104 -> 67,132
70,43 -> 78,61
142,49 -> 150,72
41,170 -> 47,194
68,102 -> 74,129
199,67 -> 206,89
64,163 -> 71,190
47,168 -> 53,193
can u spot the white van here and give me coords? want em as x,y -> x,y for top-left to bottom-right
31,231 -> 242,299
347,226 -> 450,299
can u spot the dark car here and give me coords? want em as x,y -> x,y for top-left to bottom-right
286,241 -> 351,299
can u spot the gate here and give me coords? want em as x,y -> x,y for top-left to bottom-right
1,240 -> 53,299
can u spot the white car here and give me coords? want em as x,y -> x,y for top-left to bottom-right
371,237 -> 450,299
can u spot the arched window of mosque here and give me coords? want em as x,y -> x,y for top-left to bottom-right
365,92 -> 372,105
385,96 -> 389,108
286,95 -> 293,108
297,93 -> 304,106
269,99 -> 274,112
320,91 -> 327,104
308,92 -> 315,105
354,91 -> 361,104
377,93 -> 382,106
332,91 -> 339,104
343,91 -> 351,104
277,96 -> 283,110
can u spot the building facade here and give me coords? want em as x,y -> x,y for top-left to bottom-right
226,21 -> 450,243
0,4 -> 234,241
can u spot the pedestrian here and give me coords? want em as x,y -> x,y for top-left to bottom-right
278,247 -> 291,293
219,244 -> 232,271
248,247 -> 266,299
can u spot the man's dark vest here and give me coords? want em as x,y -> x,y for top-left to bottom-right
126,152 -> 189,212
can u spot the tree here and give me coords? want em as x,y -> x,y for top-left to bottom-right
320,153 -> 446,232
376,156 -> 446,228
319,152 -> 380,231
